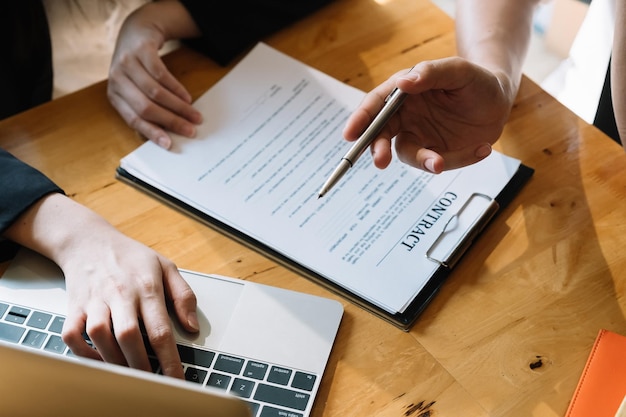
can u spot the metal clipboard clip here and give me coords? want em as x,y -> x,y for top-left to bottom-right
425,192 -> 499,269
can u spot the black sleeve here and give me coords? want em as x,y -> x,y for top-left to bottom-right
178,0 -> 334,66
0,149 -> 64,234
593,58 -> 620,144
0,1 -> 53,120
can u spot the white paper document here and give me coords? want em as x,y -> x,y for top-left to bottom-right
119,43 -> 523,316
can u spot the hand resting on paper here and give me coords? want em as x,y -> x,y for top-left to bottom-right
107,1 -> 203,150
108,1 -> 338,150
343,58 -> 516,174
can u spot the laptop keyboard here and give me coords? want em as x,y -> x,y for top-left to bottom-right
0,300 -> 317,417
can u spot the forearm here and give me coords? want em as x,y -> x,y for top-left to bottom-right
3,193 -> 113,268
455,0 -> 540,103
613,0 -> 626,147
127,0 -> 201,44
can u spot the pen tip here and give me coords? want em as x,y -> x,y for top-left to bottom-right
317,194 -> 323,199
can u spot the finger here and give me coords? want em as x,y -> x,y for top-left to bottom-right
84,304 -> 127,366
140,299 -> 183,379
109,93 -> 173,149
396,58 -> 477,94
370,136 -> 393,169
112,47 -> 192,107
138,53 -> 195,106
432,143 -> 492,170
109,71 -> 198,139
61,310 -> 101,361
109,301 -> 152,373
343,77 -> 398,141
129,61 -> 202,126
396,138 -> 492,173
161,260 -> 199,334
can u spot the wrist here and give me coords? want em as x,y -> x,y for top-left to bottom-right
130,1 -> 201,42
4,194 -> 114,267
491,69 -> 520,109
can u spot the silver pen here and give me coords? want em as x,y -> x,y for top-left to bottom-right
318,86 -> 408,198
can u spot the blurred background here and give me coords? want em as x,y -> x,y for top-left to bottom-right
431,0 -> 614,125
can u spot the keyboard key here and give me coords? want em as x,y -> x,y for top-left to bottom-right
291,372 -> 316,391
207,372 -> 231,390
0,302 -> 8,318
142,335 -> 156,356
244,361 -> 269,380
260,405 -> 303,417
214,354 -> 245,374
5,306 -> 30,324
22,329 -> 47,349
178,345 -> 215,368
49,316 -> 65,334
75,331 -> 95,350
27,311 -> 52,329
267,366 -> 291,385
184,367 -> 208,384
230,378 -> 255,398
44,335 -> 67,354
254,384 -> 310,411
0,322 -> 25,343
148,356 -> 160,373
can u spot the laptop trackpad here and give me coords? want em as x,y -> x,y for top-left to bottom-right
178,269 -> 342,372
219,280 -> 343,372
173,270 -> 244,349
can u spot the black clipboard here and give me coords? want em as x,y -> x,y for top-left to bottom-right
116,162 -> 534,331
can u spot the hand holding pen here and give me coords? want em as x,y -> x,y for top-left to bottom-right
318,86 -> 408,198
320,58 -> 511,197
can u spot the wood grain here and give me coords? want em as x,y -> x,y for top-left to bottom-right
2,1 -> 625,416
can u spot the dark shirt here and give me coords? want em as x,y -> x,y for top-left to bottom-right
0,1 -> 60,252
594,58 -> 620,144
0,149 -> 63,234
0,1 -> 53,120
0,149 -> 63,264
179,0 -> 333,66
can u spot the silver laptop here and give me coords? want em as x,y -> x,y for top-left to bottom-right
0,249 -> 343,417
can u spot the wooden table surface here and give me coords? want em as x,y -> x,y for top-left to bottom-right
2,1 -> 626,416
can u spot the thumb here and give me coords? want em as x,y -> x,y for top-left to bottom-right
162,262 -> 199,333
396,57 -> 474,94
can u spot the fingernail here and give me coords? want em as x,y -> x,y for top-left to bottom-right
424,158 -> 436,173
476,143 -> 492,158
187,312 -> 199,332
192,111 -> 203,124
400,71 -> 420,83
156,136 -> 171,149
185,124 -> 198,138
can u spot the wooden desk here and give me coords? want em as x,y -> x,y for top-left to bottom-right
2,0 -> 626,416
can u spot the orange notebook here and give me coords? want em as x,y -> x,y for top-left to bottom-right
565,329 -> 626,417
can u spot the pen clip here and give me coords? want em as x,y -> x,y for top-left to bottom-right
384,87 -> 401,103
383,65 -> 414,102
425,193 -> 499,269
